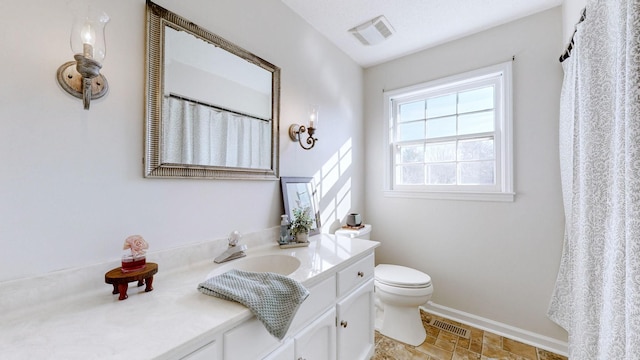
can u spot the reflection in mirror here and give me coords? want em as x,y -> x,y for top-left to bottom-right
145,1 -> 280,179
281,177 -> 321,235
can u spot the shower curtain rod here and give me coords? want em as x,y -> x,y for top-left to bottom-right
560,7 -> 587,63
166,93 -> 271,122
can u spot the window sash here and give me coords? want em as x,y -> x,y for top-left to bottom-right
384,61 -> 513,199
391,79 -> 502,190
393,138 -> 500,191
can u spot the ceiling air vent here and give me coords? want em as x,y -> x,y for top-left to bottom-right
349,15 -> 395,46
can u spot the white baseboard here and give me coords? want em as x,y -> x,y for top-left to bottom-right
421,302 -> 568,357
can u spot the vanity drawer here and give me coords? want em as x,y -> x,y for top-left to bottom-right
337,253 -> 374,297
179,339 -> 218,360
288,275 -> 337,333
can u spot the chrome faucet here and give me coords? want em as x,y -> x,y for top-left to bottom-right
214,231 -> 247,263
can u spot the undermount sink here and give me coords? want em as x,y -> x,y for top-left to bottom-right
205,254 -> 301,279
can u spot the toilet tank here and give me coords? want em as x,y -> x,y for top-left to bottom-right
334,224 -> 372,239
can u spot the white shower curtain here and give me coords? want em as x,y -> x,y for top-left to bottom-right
548,1 -> 640,358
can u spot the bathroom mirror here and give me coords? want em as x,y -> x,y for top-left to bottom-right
145,1 -> 280,179
281,177 -> 321,235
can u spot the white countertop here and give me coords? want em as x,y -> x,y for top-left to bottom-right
0,233 -> 379,359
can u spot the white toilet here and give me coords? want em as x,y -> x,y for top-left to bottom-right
374,264 -> 433,346
334,224 -> 434,346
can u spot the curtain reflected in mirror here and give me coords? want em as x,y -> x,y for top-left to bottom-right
163,96 -> 272,169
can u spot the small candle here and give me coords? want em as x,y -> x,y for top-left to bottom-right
83,43 -> 94,58
309,107 -> 318,128
80,23 -> 95,58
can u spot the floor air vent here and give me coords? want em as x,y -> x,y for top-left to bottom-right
428,319 -> 470,339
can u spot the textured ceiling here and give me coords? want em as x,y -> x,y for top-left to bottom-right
281,0 -> 563,68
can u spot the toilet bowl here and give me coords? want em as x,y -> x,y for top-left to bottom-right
334,224 -> 434,346
375,264 -> 433,346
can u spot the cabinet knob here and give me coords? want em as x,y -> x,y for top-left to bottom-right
297,358 -> 306,360
340,320 -> 348,328
357,271 -> 364,277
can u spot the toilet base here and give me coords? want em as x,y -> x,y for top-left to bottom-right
379,304 -> 426,346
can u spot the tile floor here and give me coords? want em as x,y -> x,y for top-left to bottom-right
373,310 -> 568,360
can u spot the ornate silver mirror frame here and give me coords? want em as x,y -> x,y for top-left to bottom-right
145,1 -> 280,180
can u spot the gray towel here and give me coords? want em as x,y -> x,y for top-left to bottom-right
198,269 -> 309,339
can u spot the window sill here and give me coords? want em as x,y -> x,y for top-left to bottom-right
383,190 -> 515,202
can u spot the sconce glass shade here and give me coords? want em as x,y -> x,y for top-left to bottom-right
70,10 -> 109,62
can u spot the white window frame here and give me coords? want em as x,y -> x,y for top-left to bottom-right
383,61 -> 514,202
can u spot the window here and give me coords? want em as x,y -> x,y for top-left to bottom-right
383,62 -> 514,201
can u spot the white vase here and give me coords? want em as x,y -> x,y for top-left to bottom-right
295,232 -> 309,243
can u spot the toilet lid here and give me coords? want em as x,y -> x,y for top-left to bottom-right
375,264 -> 431,288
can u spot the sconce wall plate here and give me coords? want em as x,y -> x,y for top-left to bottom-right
56,61 -> 108,101
288,124 -> 302,141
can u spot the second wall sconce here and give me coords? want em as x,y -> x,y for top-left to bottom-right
289,106 -> 319,150
56,7 -> 110,110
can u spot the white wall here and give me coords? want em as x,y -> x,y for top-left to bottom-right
364,7 -> 567,342
0,0 -> 363,282
563,0 -> 588,44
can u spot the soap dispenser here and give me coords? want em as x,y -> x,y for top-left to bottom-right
279,215 -> 290,245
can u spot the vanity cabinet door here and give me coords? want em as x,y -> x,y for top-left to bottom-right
336,279 -> 375,360
288,275 -> 336,333
264,339 -> 294,360
294,308 -> 336,360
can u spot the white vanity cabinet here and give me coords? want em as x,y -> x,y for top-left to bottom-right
293,308 -> 337,360
336,253 -> 375,360
336,280 -> 375,360
223,275 -> 337,359
222,250 -> 376,360
263,308 -> 336,360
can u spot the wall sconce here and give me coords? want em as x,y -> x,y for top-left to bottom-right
289,106 -> 319,150
56,8 -> 110,110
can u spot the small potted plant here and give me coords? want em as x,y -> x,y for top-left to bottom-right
290,207 -> 313,243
